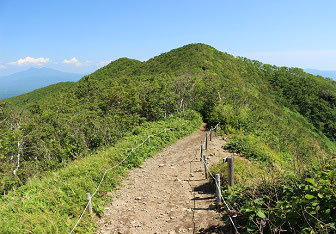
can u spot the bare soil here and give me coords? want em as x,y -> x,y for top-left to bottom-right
97,124 -> 231,233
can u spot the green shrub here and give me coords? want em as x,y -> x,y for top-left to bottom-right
1,43 -> 336,233
0,111 -> 202,233
210,157 -> 268,187
224,164 -> 336,233
224,134 -> 276,166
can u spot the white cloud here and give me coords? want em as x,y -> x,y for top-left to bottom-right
9,57 -> 50,65
0,65 -> 6,69
63,57 -> 81,66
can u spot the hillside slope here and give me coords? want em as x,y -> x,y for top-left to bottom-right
1,43 -> 336,192
0,113 -> 202,233
0,43 -> 335,232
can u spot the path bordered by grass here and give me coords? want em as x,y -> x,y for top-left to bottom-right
0,111 -> 202,233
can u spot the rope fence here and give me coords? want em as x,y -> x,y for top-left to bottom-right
70,123 -> 240,233
201,123 -> 240,233
70,127 -> 172,233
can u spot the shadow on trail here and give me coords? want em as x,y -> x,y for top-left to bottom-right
193,181 -> 214,195
192,181 -> 217,210
192,181 -> 233,233
198,213 -> 230,234
198,224 -> 228,234
192,196 -> 214,201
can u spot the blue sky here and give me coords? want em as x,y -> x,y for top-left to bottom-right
0,0 -> 335,75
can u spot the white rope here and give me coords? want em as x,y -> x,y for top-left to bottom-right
69,127 -> 172,233
201,124 -> 239,233
202,155 -> 239,233
69,201 -> 90,234
71,125 -> 221,233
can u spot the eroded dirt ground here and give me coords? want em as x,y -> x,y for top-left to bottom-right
97,124 -> 231,233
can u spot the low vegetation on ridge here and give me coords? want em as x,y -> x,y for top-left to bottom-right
0,43 -> 335,232
0,111 -> 202,233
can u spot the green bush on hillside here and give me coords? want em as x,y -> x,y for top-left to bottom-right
0,111 -> 202,233
2,43 -> 336,194
222,164 -> 336,233
0,43 -> 335,232
224,134 -> 275,165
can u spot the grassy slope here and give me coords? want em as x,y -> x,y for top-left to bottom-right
0,111 -> 202,233
1,43 -> 335,232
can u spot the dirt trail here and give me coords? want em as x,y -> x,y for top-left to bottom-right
97,124 -> 231,233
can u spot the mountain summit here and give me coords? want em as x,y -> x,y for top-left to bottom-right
1,44 -> 336,233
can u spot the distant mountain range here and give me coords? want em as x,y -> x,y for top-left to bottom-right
304,69 -> 336,80
0,67 -> 83,99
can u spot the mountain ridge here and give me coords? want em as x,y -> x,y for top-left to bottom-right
0,67 -> 83,99
1,43 -> 335,232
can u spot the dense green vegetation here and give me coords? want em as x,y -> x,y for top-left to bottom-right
0,43 -> 335,232
0,112 -> 202,233
222,164 -> 336,233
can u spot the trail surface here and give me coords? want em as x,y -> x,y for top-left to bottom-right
97,124 -> 231,233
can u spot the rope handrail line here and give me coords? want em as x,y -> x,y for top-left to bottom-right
69,127 -> 173,234
69,200 -> 90,234
71,123 -> 223,233
201,152 -> 239,233
201,124 -> 240,233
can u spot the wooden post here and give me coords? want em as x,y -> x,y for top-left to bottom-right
227,157 -> 234,186
215,174 -> 221,206
200,142 -> 203,161
205,133 -> 208,151
86,193 -> 93,214
203,155 -> 208,179
209,128 -> 212,141
215,124 -> 218,137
